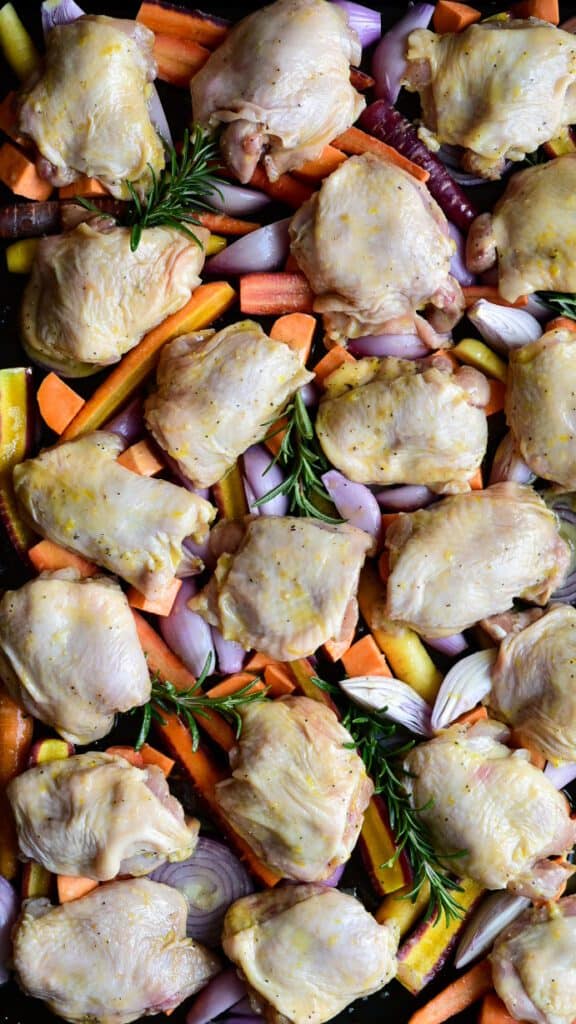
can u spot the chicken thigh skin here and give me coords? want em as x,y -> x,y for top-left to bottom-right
222,884 -> 399,1024
145,321 -> 313,488
404,21 -> 576,179
490,604 -> 576,763
316,355 -> 488,491
405,721 -> 576,899
191,0 -> 364,183
12,879 -> 221,1024
189,516 -> 373,659
0,571 -> 149,745
18,16 -> 165,197
491,896 -> 576,1024
385,482 -> 570,637
290,153 -> 462,345
466,156 -> 576,302
21,223 -> 208,377
215,696 -> 373,881
7,752 -> 198,880
13,432 -> 215,601
506,328 -> 576,488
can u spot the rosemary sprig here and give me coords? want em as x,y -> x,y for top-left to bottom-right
254,391 -> 342,523
314,676 -> 465,924
537,290 -> 576,320
133,653 -> 268,750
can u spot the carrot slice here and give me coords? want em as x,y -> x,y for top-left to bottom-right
293,145 -> 347,183
61,282 -> 236,440
127,579 -> 182,617
249,165 -> 315,209
469,467 -> 483,490
205,674 -> 264,699
433,1 -> 482,32
153,32 -> 210,86
341,635 -> 393,678
58,176 -> 110,199
0,141 -> 53,200
263,663 -> 296,696
135,1 -> 229,47
244,652 -> 281,672
131,611 -> 236,752
27,538 -> 98,577
197,212 -> 259,236
462,286 -> 528,309
270,312 -> 316,363
263,415 -> 288,458
117,439 -> 165,476
510,0 -> 559,22
484,378 -> 506,417
105,746 -> 146,769
478,992 -> 518,1024
546,316 -> 576,334
313,347 -> 356,386
57,875 -> 99,903
240,273 -> 314,315
37,373 -> 86,435
332,126 -> 430,184
407,960 -> 493,1024
0,687 -> 33,879
139,742 -> 175,777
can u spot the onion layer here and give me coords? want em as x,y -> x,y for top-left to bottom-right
185,968 -> 247,1024
424,633 -> 469,658
209,181 -> 270,217
205,218 -> 291,276
349,334 -> 429,358
449,223 -> 475,287
102,397 -> 144,444
41,0 -> 85,36
321,470 -> 381,537
242,444 -> 289,517
333,0 -> 382,48
544,761 -> 576,789
489,432 -> 534,486
151,837 -> 254,949
431,649 -> 496,731
371,3 -> 434,103
340,676 -> 432,735
375,484 -> 435,512
211,627 -> 245,674
160,579 -> 215,678
0,877 -> 18,986
454,892 -> 530,969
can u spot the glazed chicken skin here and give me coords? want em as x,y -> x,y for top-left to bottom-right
316,354 -> 489,492
191,0 -> 364,183
385,482 -> 570,638
12,878 -> 221,1024
18,16 -> 165,197
505,328 -> 576,488
405,721 -> 576,899
290,154 -> 462,346
490,604 -> 576,763
145,321 -> 314,488
13,432 -> 215,601
222,884 -> 399,1024
0,572 -> 149,745
403,21 -> 576,180
190,516 -> 373,659
491,897 -> 576,1024
7,752 -> 198,880
215,697 -> 373,881
21,222 -> 209,376
467,156 -> 576,302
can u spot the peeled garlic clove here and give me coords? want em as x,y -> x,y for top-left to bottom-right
431,649 -> 496,731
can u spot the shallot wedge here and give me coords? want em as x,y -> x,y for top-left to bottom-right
454,892 -> 530,969
467,300 -> 542,353
339,676 -> 432,736
431,649 -> 496,732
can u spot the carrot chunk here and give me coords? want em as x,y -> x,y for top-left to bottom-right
249,165 -> 315,209
270,312 -> 317,363
37,374 -> 86,435
478,992 -> 519,1024
341,635 -> 392,678
57,876 -> 99,903
117,439 -> 165,477
105,746 -> 145,769
153,32 -> 210,86
313,347 -> 356,387
263,663 -> 297,696
139,743 -> 175,777
127,578 -> 182,617
27,539 -> 98,578
239,273 -> 314,315
205,674 -> 265,698
462,286 -> 528,309
484,378 -> 506,417
433,1 -> 482,32
58,176 -> 110,199
511,0 -> 559,22
135,1 -> 229,47
0,142 -> 53,200
293,145 -> 347,183
197,212 -> 259,236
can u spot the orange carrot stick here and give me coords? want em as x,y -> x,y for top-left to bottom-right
244,652 -> 281,672
197,212 -> 260,236
205,674 -> 265,699
510,0 -> 559,23
37,373 -> 85,435
135,1 -> 229,47
263,663 -> 297,696
454,705 -> 488,728
61,282 -> 236,440
249,165 -> 315,209
407,960 -> 493,1024
341,635 -> 393,678
117,439 -> 165,477
139,742 -> 175,777
0,141 -> 53,200
105,746 -> 146,769
27,538 -> 98,577
0,687 -> 34,879
153,32 -> 210,86
462,286 -> 528,309
432,0 -> 482,32
127,579 -> 182,617
313,347 -> 355,387
270,312 -> 317,363
484,378 -> 506,417
59,176 -> 109,199
478,992 -> 518,1024
264,416 -> 288,458
332,126 -> 430,184
239,273 -> 314,315
57,875 -> 99,903
293,145 -> 347,183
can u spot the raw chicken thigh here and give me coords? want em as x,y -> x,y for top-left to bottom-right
215,696 -> 373,880
403,21 -> 576,179
12,878 -> 220,1024
13,432 -> 215,601
0,571 -> 149,745
145,321 -> 314,487
222,884 -> 398,1024
191,0 -> 364,182
18,16 -> 165,197
316,355 -> 488,491
21,222 -> 209,376
466,156 -> 576,301
405,721 -> 576,899
491,896 -> 576,1024
506,328 -> 576,488
7,752 -> 198,880
290,154 -> 462,345
490,604 -> 576,763
190,516 -> 373,659
385,482 -> 569,637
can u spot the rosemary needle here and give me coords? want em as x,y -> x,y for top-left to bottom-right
537,290 -> 576,320
133,652 -> 268,751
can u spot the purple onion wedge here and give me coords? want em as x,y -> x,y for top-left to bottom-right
211,627 -> 245,674
454,892 -> 530,969
103,397 -> 145,445
186,969 -> 247,1024
431,649 -> 496,732
467,299 -> 542,353
205,219 -> 291,276
242,445 -> 289,517
424,633 -> 469,658
490,432 -> 534,486
321,470 -> 381,537
160,579 -> 215,678
371,3 -> 433,103
41,0 -> 84,36
448,223 -> 475,287
333,0 -> 381,47
544,761 -> 576,789
0,877 -> 18,986
209,182 -> 271,217
348,334 -> 430,358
